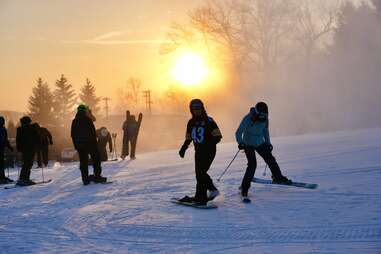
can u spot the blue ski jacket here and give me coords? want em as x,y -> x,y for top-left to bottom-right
235,109 -> 271,147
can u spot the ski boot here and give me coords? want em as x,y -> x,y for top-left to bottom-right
272,175 -> 292,185
92,175 -> 107,183
208,189 -> 220,201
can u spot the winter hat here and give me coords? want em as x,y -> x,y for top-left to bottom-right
20,116 -> 32,125
250,102 -> 268,120
0,116 -> 4,126
77,104 -> 88,113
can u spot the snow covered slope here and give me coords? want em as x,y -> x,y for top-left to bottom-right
1,128 -> 381,253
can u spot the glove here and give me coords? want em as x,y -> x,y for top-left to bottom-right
267,143 -> 273,152
238,143 -> 245,150
179,145 -> 187,158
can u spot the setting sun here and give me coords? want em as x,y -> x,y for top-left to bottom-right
171,52 -> 209,86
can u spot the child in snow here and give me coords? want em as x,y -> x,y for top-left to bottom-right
236,102 -> 291,199
178,99 -> 222,205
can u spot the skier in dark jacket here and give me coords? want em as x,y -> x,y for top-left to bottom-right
71,104 -> 106,185
178,99 -> 222,205
0,116 -> 14,184
236,102 -> 291,199
36,126 -> 53,167
16,116 -> 39,185
96,127 -> 112,161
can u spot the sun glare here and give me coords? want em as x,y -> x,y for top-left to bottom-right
171,52 -> 209,86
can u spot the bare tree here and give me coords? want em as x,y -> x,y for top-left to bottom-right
295,0 -> 340,59
127,77 -> 141,105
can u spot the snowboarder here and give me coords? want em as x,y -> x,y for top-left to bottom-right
178,99 -> 222,205
0,116 -> 14,184
71,104 -> 107,185
36,125 -> 53,167
236,102 -> 291,199
16,116 -> 39,185
96,126 -> 112,161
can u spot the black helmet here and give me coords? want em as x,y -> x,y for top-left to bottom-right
20,116 -> 32,125
255,102 -> 268,114
250,102 -> 268,121
189,98 -> 204,111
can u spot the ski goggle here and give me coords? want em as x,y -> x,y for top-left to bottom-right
190,103 -> 203,110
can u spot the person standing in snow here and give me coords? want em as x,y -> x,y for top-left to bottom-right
96,126 -> 112,161
71,104 -> 107,185
16,116 -> 39,185
121,110 -> 130,160
236,102 -> 291,199
178,99 -> 222,205
36,125 -> 53,167
0,116 -> 14,184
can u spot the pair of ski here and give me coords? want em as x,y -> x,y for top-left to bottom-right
4,179 -> 114,189
4,179 -> 53,189
172,177 -> 318,209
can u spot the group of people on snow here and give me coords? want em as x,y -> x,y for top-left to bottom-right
0,116 -> 53,185
1,98 -> 291,205
178,99 -> 291,205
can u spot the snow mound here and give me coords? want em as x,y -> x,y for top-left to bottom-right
1,128 -> 381,253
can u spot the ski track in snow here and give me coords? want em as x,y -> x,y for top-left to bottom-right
1,128 -> 381,253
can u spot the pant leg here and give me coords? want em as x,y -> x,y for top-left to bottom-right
130,137 -> 136,158
194,149 -> 217,202
0,149 -> 5,179
256,144 -> 283,179
89,147 -> 102,177
203,148 -> 218,191
20,151 -> 35,181
241,147 -> 257,193
42,146 -> 49,166
122,139 -> 129,157
77,148 -> 89,182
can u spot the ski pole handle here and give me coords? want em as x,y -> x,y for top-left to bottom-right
217,150 -> 240,182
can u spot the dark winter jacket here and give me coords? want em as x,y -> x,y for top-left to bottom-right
96,127 -> 112,151
39,127 -> 53,147
16,124 -> 39,153
71,111 -> 97,150
0,127 -> 11,150
183,114 -> 222,152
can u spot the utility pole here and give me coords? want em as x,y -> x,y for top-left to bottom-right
102,97 -> 111,120
142,90 -> 152,116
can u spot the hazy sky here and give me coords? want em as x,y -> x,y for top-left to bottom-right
0,0 -> 203,112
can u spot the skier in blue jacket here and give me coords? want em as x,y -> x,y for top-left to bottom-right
236,102 -> 291,198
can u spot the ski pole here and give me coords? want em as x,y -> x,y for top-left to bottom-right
262,164 -> 268,176
217,150 -> 240,182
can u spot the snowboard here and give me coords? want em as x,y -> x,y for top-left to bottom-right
252,177 -> 318,189
4,179 -> 53,189
130,112 -> 143,156
170,198 -> 218,209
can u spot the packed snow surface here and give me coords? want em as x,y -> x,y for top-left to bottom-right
1,128 -> 381,253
